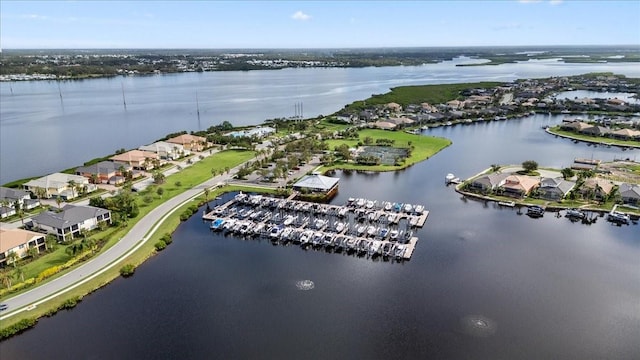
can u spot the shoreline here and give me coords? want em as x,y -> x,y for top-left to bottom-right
545,127 -> 640,149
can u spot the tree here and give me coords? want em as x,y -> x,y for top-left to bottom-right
522,160 -> 538,173
27,245 -> 39,259
6,251 -> 18,267
0,269 -> 13,289
67,180 -> 77,199
153,171 -> 165,184
490,164 -> 501,172
55,196 -> 63,210
363,136 -> 374,145
203,187 -> 210,202
336,144 -> 352,162
13,266 -> 25,282
45,235 -> 58,251
34,186 -> 48,204
13,201 -> 25,226
90,173 -> 100,184
156,187 -> 164,198
561,167 -> 575,180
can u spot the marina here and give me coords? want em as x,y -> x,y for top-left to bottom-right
203,193 -> 429,260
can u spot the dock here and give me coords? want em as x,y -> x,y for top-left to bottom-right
203,194 -> 430,261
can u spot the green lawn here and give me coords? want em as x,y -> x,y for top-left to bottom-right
314,119 -> 351,132
322,129 -> 451,172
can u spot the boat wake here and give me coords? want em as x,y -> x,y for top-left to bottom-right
295,280 -> 315,291
460,315 -> 497,337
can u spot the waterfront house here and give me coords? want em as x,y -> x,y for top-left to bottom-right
29,204 -> 111,242
371,121 -> 397,130
166,134 -> 208,152
23,173 -> 96,200
0,206 -> 16,219
76,161 -> 132,184
110,150 -> 160,170
610,128 -> 640,141
225,126 -> 276,139
469,173 -> 509,193
499,175 -> 540,198
580,125 -> 611,137
0,228 -> 46,266
385,102 -> 402,113
579,178 -> 614,201
139,141 -> 188,160
619,183 -> 640,205
293,174 -> 340,197
560,121 -> 592,132
536,177 -> 576,201
0,187 -> 40,210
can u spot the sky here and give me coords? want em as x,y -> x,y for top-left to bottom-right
1,0 -> 639,49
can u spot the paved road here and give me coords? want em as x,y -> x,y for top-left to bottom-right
0,162 -> 243,320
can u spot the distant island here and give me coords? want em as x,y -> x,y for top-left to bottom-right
2,45 -> 639,81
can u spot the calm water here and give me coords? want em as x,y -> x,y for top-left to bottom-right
2,114 -> 638,359
2,58 -> 640,184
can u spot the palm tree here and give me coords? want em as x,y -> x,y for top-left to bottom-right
203,187 -> 210,202
90,173 -> 100,184
68,180 -> 77,199
6,251 -> 18,267
13,266 -> 25,282
0,269 -> 13,289
34,186 -> 48,204
14,201 -> 25,226
45,235 -> 58,251
55,196 -> 63,210
27,245 -> 39,259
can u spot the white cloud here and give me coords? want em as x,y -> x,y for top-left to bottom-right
549,0 -> 563,5
291,11 -> 311,21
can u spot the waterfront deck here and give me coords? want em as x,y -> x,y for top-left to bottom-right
203,194 -> 429,261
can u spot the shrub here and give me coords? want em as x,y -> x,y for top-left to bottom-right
120,264 -> 136,277
161,233 -> 173,245
154,240 -> 167,251
0,318 -> 38,340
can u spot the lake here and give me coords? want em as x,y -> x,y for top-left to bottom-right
2,113 -> 638,359
2,57 -> 640,184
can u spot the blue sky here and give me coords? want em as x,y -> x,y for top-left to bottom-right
1,1 -> 639,48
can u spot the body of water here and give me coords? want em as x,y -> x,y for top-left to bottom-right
2,58 -> 640,184
2,113 -> 638,359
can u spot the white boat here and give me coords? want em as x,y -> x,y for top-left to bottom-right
565,208 -> 585,219
607,211 -> 630,224
368,240 -> 381,256
414,205 -> 424,214
367,225 -> 377,237
382,242 -> 394,256
346,237 -> 358,250
409,217 -> 419,227
281,228 -> 293,240
394,244 -> 406,259
283,215 -> 295,226
445,173 -> 456,183
384,202 -> 393,211
338,207 -> 349,217
253,223 -> 265,235
269,225 -> 284,239
389,229 -> 399,240
335,222 -> 345,233
387,213 -> 397,223
365,200 -> 374,209
356,198 -> 365,207
498,201 -> 515,207
356,225 -> 367,236
314,219 -> 327,230
404,203 -> 413,213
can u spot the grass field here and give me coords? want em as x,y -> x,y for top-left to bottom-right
322,129 -> 451,172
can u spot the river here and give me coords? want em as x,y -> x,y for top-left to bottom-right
2,57 -> 640,184
1,112 -> 638,359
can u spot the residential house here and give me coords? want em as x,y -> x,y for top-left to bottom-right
29,204 -> 111,242
0,187 -> 40,210
225,126 -> 276,139
618,183 -> 640,205
536,177 -> 576,201
110,150 -> 160,170
611,128 -> 640,141
385,102 -> 402,113
499,175 -> 540,198
469,173 -> 509,193
370,121 -> 396,130
0,228 -> 47,266
166,134 -> 208,152
580,125 -> 611,137
579,178 -> 614,201
76,161 -> 133,185
139,141 -> 188,160
560,121 -> 592,132
0,206 -> 16,219
23,173 -> 96,200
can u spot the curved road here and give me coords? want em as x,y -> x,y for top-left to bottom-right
0,164 -> 242,321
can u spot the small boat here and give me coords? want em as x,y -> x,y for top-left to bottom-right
356,225 -> 367,236
346,237 -> 358,250
404,204 -> 413,213
253,223 -> 265,236
393,203 -> 403,212
338,207 -> 349,217
335,222 -> 345,233
379,228 -> 389,239
409,217 -> 419,227
445,173 -> 456,184
384,202 -> 393,211
323,233 -> 335,247
527,205 -> 545,217
269,225 -> 284,239
414,205 -> 424,214
347,197 -> 355,205
314,219 -> 327,230
389,229 -> 399,240
382,242 -> 394,257
365,200 -> 375,209
367,225 -> 377,237
283,215 -> 295,226
498,201 -> 516,207
565,208 -> 585,219
312,232 -> 324,246
281,228 -> 293,241
394,244 -> 406,259
356,198 -> 365,207
299,230 -> 313,245
210,218 -> 225,231
387,213 -> 397,223
239,222 -> 251,235
368,240 -> 381,256
335,236 -> 346,249
607,211 -> 630,224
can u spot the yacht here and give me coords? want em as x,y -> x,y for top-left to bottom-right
389,229 -> 399,240
283,215 -> 295,226
382,242 -> 394,257
607,211 -> 630,224
527,205 -> 545,218
210,218 -> 225,231
387,213 -> 397,223
394,244 -> 406,259
404,203 -> 413,213
356,225 -> 367,236
346,237 -> 358,250
314,219 -> 327,230
414,205 -> 424,214
269,225 -> 284,239
379,228 -> 389,239
368,240 -> 381,256
338,207 -> 349,217
335,222 -> 345,233
367,225 -> 377,237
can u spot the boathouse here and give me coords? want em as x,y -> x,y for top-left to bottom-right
293,174 -> 339,197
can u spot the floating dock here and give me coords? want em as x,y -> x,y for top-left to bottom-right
203,194 -> 429,261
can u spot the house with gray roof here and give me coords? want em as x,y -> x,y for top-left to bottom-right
469,173 -> 509,193
536,177 -> 576,201
29,204 -> 111,241
619,183 -> 640,205
293,174 -> 340,197
0,186 -> 40,210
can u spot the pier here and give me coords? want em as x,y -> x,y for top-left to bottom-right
203,194 -> 429,261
